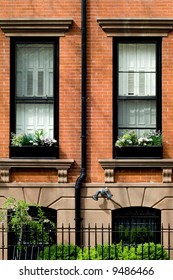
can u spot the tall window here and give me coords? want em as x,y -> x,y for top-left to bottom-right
10,38 -> 58,139
113,38 -> 161,141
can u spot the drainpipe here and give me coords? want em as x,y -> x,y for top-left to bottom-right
75,0 -> 87,246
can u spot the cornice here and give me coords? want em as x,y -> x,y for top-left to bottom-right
97,18 -> 173,37
0,18 -> 73,37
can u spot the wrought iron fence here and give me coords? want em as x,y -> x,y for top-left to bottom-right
0,223 -> 172,260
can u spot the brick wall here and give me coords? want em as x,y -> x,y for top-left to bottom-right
0,1 -> 173,184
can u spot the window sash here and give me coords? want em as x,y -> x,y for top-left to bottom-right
16,104 -> 54,138
116,41 -> 158,136
118,99 -> 156,136
14,42 -> 55,137
118,43 -> 156,97
16,44 -> 54,98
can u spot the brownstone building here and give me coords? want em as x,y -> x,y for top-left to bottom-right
1,0 -> 173,257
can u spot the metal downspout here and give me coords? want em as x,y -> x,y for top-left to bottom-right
75,0 -> 87,246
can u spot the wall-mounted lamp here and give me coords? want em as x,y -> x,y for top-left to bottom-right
92,187 -> 113,201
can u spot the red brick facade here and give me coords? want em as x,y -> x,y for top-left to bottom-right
1,1 -> 173,251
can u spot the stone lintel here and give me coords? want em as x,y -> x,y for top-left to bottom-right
0,18 -> 73,37
97,18 -> 173,37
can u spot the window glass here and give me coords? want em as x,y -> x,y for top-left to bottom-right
115,39 -> 161,139
112,207 -> 161,244
16,44 -> 53,98
14,42 -> 55,138
118,44 -> 156,97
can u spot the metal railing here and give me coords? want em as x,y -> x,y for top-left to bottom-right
0,223 -> 172,260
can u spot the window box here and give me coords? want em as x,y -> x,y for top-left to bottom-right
115,146 -> 163,159
10,146 -> 58,159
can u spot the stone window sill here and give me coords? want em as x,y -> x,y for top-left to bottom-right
98,159 -> 173,183
0,158 -> 74,183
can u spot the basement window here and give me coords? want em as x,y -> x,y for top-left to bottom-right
112,206 -> 161,244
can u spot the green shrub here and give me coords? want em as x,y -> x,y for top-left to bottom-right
39,242 -> 168,260
135,242 -> 168,260
77,247 -> 101,260
77,242 -> 168,260
110,242 -> 168,260
39,244 -> 80,260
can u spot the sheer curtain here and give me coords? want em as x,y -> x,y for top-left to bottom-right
16,44 -> 54,138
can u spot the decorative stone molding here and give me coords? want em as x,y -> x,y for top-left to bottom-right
162,169 -> 172,183
104,169 -> 114,183
0,18 -> 73,37
99,159 -> 173,183
97,18 -> 173,37
58,170 -> 68,183
0,158 -> 74,183
0,170 -> 10,183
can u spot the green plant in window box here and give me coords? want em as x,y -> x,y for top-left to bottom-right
115,130 -> 162,159
11,129 -> 57,147
10,129 -> 58,158
115,130 -> 162,148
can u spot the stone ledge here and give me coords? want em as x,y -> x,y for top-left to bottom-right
97,18 -> 173,37
1,181 -> 172,189
0,158 -> 74,183
99,159 -> 173,168
82,182 -> 173,188
98,159 -> 173,183
0,18 -> 73,37
0,182 -> 75,188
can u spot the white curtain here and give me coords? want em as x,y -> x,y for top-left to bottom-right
118,43 -> 157,136
16,44 -> 54,137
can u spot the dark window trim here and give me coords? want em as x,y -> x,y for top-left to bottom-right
10,37 -> 59,144
113,37 -> 162,157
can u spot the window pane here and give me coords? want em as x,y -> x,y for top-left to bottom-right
38,71 -> 44,96
16,44 -> 54,97
16,104 -> 54,138
118,43 -> 156,96
118,100 -> 156,136
119,72 -> 156,96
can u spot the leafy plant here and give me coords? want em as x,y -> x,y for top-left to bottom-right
10,133 -> 25,147
39,244 -> 80,260
77,246 -> 101,260
115,130 -> 138,147
0,197 -> 56,256
76,242 -> 168,260
11,129 -> 57,147
115,130 -> 162,148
